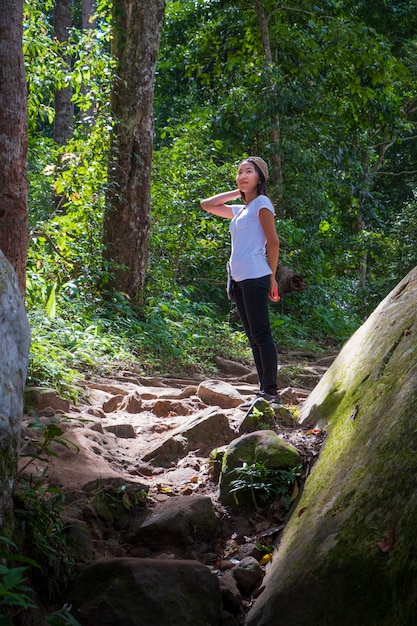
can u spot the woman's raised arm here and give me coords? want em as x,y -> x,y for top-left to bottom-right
200,189 -> 241,219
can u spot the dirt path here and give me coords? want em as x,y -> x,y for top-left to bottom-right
19,354 -> 330,562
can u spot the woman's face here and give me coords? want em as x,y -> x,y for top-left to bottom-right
236,161 -> 260,195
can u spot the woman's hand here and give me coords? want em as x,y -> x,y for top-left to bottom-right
269,277 -> 280,302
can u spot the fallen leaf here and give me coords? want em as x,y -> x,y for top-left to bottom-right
157,485 -> 172,493
306,429 -> 322,436
259,553 -> 272,565
378,527 -> 395,553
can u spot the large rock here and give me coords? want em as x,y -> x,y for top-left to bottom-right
219,430 -> 301,507
142,407 -> 234,467
0,252 -> 31,531
197,379 -> 244,408
72,557 -> 221,626
246,266 -> 417,625
125,494 -> 218,550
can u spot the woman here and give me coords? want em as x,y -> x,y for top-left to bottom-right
200,156 -> 281,408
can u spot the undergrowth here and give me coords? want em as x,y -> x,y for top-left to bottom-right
0,416 -> 86,625
229,461 -> 302,510
27,282 -> 349,400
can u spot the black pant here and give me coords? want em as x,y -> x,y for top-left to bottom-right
232,275 -> 277,396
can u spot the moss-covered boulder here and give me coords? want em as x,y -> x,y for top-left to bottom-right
245,267 -> 417,626
219,430 -> 301,508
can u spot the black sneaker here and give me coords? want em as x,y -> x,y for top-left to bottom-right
261,392 -> 283,407
239,392 -> 263,409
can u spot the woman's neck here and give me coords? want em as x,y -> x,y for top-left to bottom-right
245,191 -> 259,204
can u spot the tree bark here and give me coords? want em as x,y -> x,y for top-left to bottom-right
53,0 -> 74,145
80,0 -> 96,121
254,0 -> 283,205
0,0 -> 28,296
82,0 -> 96,29
103,0 -> 165,304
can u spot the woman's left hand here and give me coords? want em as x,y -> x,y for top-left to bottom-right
269,278 -> 280,302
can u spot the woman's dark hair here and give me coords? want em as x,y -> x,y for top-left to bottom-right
240,162 -> 268,202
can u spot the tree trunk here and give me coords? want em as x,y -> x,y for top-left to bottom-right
82,0 -> 96,29
53,0 -> 74,145
80,0 -> 96,121
0,0 -> 28,297
103,0 -> 165,305
254,0 -> 283,205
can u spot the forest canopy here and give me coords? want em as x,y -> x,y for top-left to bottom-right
23,0 -> 417,395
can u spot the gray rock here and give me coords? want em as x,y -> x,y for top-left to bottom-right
215,356 -> 252,376
152,398 -> 190,417
143,407 -> 234,467
219,570 -> 243,612
126,494 -> 218,550
102,394 -> 124,413
197,379 -> 244,408
118,389 -> 142,413
232,556 -> 264,596
238,399 -> 296,434
104,423 -> 137,438
0,252 -> 31,531
72,557 -> 221,626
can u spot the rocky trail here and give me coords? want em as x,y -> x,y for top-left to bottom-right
19,352 -> 332,624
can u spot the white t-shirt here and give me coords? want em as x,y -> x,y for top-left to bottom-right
228,195 -> 275,282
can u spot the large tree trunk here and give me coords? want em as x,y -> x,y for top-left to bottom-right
103,0 -> 165,305
254,0 -> 283,206
53,0 -> 74,145
0,0 -> 28,297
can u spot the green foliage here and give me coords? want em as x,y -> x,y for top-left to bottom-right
23,0 -> 417,392
154,0 -> 417,327
10,419 -> 84,621
44,605 -> 82,626
16,416 -> 80,483
14,481 -> 73,598
0,415 -> 83,625
229,461 -> 301,509
0,538 -> 37,618
24,0 -> 113,133
25,0 -> 113,323
87,480 -> 148,518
